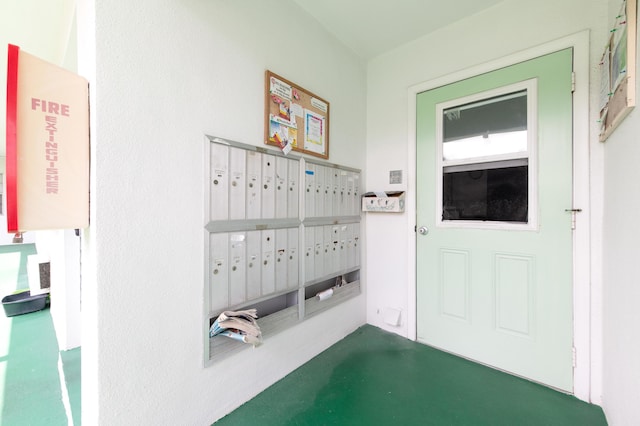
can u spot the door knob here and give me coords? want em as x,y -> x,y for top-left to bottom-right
418,226 -> 429,235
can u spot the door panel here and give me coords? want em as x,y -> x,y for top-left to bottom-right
440,248 -> 470,322
416,49 -> 574,391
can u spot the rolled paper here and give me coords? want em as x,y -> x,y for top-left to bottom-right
316,288 -> 334,301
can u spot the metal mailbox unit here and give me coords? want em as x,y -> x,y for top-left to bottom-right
204,135 -> 362,363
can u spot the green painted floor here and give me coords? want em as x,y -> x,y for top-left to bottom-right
215,325 -> 607,426
0,243 -> 81,425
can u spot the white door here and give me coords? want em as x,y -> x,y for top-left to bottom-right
416,49 -> 574,391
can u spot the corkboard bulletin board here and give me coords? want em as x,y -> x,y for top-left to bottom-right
599,0 -> 636,142
264,70 -> 330,159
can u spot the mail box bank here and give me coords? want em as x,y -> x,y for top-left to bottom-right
362,191 -> 405,213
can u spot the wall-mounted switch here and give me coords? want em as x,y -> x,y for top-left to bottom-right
389,170 -> 402,185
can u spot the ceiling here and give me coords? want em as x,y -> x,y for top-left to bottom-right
291,0 -> 504,60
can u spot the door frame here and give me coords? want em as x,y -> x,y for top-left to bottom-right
407,31 -> 594,402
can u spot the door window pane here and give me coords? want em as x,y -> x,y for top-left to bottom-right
438,84 -> 534,225
443,90 -> 527,161
443,164 -> 528,222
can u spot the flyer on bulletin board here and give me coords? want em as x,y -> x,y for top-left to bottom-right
303,109 -> 326,155
268,116 -> 296,154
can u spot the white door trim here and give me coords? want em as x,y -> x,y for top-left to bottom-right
407,30 -> 593,402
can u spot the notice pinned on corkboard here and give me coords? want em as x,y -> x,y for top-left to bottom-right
264,70 -> 329,159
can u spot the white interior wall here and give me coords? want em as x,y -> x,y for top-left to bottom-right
366,0 -> 607,405
601,85 -> 640,425
78,0 -> 367,424
35,230 -> 82,350
600,1 -> 640,424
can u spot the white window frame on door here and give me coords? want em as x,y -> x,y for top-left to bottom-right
407,31 -> 596,404
435,79 -> 538,231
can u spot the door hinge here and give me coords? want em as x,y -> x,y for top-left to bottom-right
565,208 -> 582,230
571,72 -> 576,93
572,347 -> 577,368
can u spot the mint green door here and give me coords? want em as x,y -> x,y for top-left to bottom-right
416,49 -> 574,392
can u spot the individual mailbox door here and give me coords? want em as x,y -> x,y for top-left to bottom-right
261,229 -> 276,295
346,224 -> 355,270
339,224 -> 348,271
339,171 -> 348,216
352,172 -> 361,216
229,232 -> 247,306
246,151 -> 262,219
287,227 -> 299,289
229,147 -> 246,220
275,228 -> 288,292
209,232 -> 229,313
314,165 -> 324,218
353,222 -> 361,268
246,230 -> 261,300
331,169 -> 340,217
314,225 -> 324,280
345,173 -> 354,217
323,166 -> 333,217
304,164 -> 315,219
261,154 -> 276,219
287,159 -> 299,219
275,156 -> 288,219
323,225 -> 335,276
330,225 -> 340,275
210,143 -> 229,221
304,226 -> 315,283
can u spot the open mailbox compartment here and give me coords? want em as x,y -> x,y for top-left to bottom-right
208,290 -> 300,361
303,270 -> 360,319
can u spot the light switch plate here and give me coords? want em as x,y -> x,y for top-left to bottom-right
389,170 -> 402,184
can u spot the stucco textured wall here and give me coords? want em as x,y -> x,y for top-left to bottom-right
601,1 -> 640,424
80,0 -> 367,424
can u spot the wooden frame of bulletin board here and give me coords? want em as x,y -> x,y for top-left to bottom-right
599,0 -> 637,142
264,70 -> 330,159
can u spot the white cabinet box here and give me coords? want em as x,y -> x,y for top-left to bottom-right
362,191 -> 405,213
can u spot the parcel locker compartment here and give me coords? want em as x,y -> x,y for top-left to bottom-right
209,290 -> 299,361
303,270 -> 361,319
